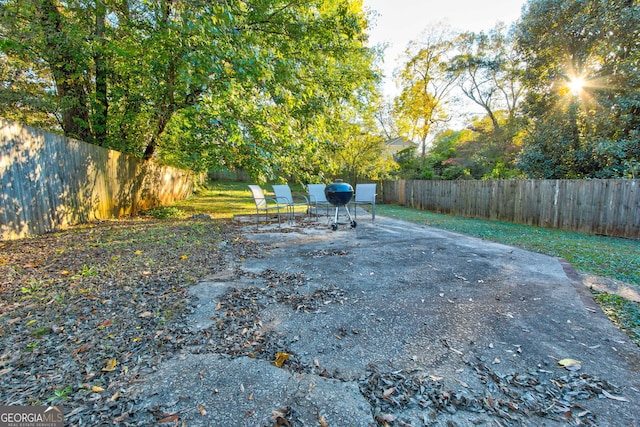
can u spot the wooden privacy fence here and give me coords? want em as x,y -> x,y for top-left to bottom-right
1,119 -> 197,241
381,179 -> 640,239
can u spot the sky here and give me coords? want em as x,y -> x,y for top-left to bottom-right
363,0 -> 527,99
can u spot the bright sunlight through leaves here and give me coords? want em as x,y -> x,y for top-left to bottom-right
568,76 -> 586,95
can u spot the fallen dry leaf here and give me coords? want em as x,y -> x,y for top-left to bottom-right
271,409 -> 291,427
198,404 -> 207,416
441,338 -> 463,355
101,358 -> 117,372
157,414 -> 179,423
274,352 -> 290,368
558,358 -> 582,371
376,413 -> 397,423
383,387 -> 396,400
601,390 -> 629,402
319,415 -> 328,427
454,378 -> 469,388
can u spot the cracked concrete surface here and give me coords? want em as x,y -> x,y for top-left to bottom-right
136,215 -> 640,426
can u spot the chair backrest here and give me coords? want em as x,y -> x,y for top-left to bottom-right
354,183 -> 376,203
272,184 -> 293,204
248,185 -> 267,208
307,184 -> 328,203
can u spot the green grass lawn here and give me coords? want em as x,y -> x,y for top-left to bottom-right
166,181 -> 257,219
165,181 -> 312,219
156,180 -> 639,345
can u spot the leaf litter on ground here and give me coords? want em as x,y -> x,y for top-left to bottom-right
0,217 -> 255,424
0,215 -> 633,426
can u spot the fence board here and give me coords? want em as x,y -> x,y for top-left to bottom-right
381,179 -> 640,239
1,119 -> 197,241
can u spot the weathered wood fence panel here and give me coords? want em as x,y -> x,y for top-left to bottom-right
381,179 -> 640,239
1,119 -> 197,241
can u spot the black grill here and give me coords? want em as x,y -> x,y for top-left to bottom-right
325,182 -> 356,230
325,182 -> 353,206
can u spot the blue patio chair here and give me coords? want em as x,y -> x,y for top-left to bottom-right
306,183 -> 331,220
352,183 -> 377,222
248,185 -> 285,226
272,184 -> 310,222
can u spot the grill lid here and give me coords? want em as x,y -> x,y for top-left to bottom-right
325,181 -> 353,206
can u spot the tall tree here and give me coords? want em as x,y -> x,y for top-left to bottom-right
446,24 -> 526,177
157,0 -> 379,181
0,1 -> 96,141
331,103 -> 397,184
93,0 -> 108,146
373,99 -> 399,141
516,0 -> 640,178
393,24 -> 459,159
0,0 -> 378,180
449,24 -> 524,133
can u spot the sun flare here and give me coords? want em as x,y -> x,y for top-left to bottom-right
567,76 -> 586,95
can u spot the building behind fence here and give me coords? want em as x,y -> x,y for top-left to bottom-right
381,179 -> 640,239
1,119 -> 197,241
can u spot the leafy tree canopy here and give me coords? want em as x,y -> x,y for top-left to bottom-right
393,24 -> 459,158
0,0 -> 379,181
387,0 -> 639,180
515,0 -> 640,178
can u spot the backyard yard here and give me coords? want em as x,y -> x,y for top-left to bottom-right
1,179 -> 638,425
169,180 -> 640,345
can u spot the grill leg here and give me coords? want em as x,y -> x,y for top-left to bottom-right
344,205 -> 357,228
332,206 -> 340,230
329,205 -> 357,230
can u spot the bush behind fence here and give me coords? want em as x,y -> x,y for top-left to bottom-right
381,179 -> 640,239
1,119 -> 197,241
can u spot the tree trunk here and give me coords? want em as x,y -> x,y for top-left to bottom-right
37,0 -> 92,143
94,0 -> 109,146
